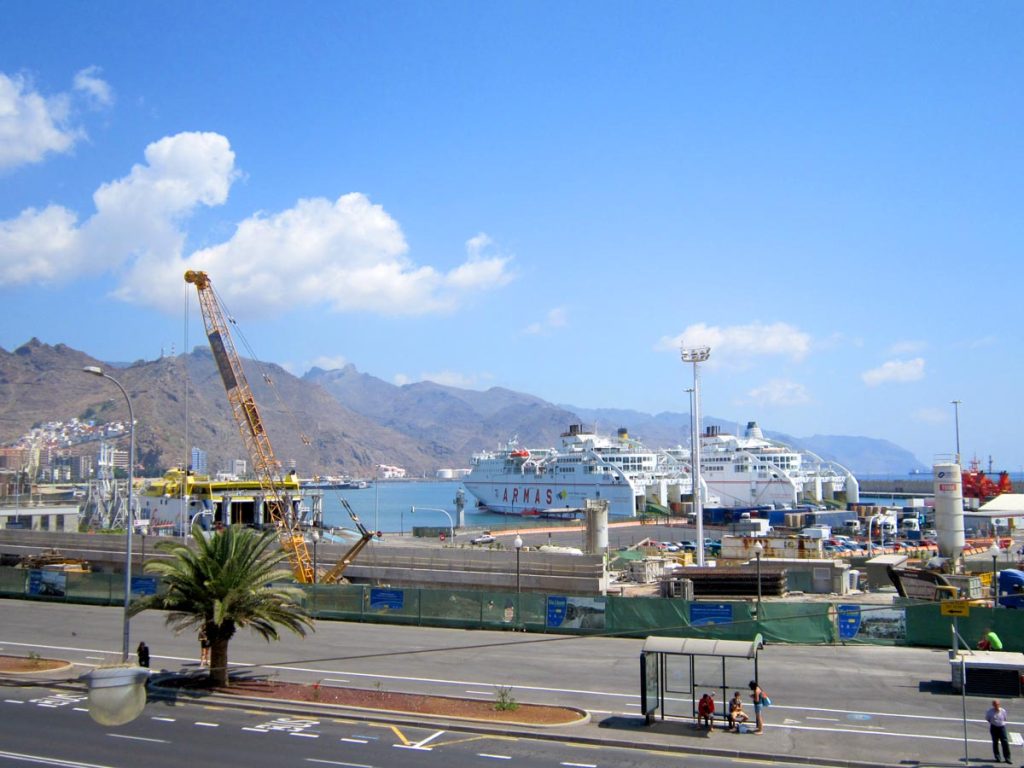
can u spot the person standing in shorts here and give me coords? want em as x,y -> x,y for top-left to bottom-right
198,626 -> 210,667
749,680 -> 767,734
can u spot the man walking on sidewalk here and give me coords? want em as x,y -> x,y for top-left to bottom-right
986,699 -> 1011,764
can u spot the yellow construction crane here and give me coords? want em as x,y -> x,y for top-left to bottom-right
184,270 -> 315,583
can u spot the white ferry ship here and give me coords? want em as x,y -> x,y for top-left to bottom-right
463,424 -> 694,517
666,421 -> 860,509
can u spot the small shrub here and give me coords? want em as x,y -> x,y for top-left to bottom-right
494,685 -> 518,711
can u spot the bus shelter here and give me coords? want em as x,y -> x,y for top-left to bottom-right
640,635 -> 763,724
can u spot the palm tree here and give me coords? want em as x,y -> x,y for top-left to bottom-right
129,524 -> 313,686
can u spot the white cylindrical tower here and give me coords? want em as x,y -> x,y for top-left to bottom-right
845,473 -> 860,505
934,462 -> 965,560
585,499 -> 609,554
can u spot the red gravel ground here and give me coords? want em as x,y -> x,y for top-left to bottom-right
172,677 -> 585,725
0,654 -> 68,673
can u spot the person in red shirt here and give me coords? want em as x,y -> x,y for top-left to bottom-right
698,692 -> 716,730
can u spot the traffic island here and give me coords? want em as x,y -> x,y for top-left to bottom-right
0,653 -> 73,675
153,675 -> 589,726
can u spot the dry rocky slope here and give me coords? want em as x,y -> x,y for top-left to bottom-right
0,338 -> 922,477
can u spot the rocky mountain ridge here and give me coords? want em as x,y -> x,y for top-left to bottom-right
0,338 -> 925,477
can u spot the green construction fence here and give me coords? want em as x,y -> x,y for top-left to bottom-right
6,565 -> 1024,648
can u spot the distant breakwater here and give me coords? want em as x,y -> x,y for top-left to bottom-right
858,479 -> 932,495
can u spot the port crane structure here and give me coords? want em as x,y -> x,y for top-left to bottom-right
185,270 -> 375,584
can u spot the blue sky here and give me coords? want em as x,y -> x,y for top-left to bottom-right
1,2 -> 1021,469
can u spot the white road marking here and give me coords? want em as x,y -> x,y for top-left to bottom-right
561,763 -> 597,768
307,760 -> 373,768
5,699 -> 25,704
242,727 -> 268,732
0,750 -> 117,768
323,678 -> 349,684
478,755 -> 512,760
107,734 -> 169,744
465,690 -> 492,696
152,716 -> 176,722
290,732 -> 319,738
1010,732 -> 1023,746
412,730 -> 446,749
340,738 -> 368,744
807,716 -> 839,722
194,722 -> 219,727
73,707 -> 88,712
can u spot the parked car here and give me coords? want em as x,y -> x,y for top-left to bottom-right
471,533 -> 496,545
677,540 -> 698,552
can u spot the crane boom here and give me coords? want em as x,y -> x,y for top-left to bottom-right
184,270 -> 314,583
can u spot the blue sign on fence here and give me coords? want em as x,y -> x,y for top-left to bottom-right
27,570 -> 66,597
131,576 -> 158,596
837,604 -> 862,640
546,596 -> 568,627
690,603 -> 733,626
369,588 -> 405,611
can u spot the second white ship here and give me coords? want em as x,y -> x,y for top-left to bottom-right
463,424 -> 694,517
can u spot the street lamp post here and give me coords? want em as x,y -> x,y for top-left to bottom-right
311,528 -> 320,584
83,366 -> 135,662
754,541 -> 764,616
681,346 -> 711,566
951,400 -> 962,465
410,506 -> 454,541
514,534 -> 523,629
990,541 -> 1002,601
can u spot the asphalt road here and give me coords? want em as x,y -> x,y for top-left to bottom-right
0,679 -> 868,768
1,599 -> 1018,767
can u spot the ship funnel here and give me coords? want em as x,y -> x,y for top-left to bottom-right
617,428 -> 629,440
745,421 -> 764,439
934,462 -> 965,561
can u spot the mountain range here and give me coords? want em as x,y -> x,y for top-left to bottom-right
0,338 -> 926,477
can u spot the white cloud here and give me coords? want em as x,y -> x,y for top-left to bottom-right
913,407 -> 948,425
523,306 -> 568,335
0,130 -> 515,316
0,131 -> 236,288
861,358 -> 926,387
0,205 -> 81,283
420,370 -> 481,388
309,355 -> 348,371
656,322 -> 812,363
887,340 -> 926,356
0,72 -> 78,171
746,379 -> 811,407
395,370 -> 492,388
72,66 -> 114,108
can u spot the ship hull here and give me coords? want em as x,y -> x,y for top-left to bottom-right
463,478 -> 638,516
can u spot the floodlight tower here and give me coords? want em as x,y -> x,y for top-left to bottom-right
681,346 -> 711,566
